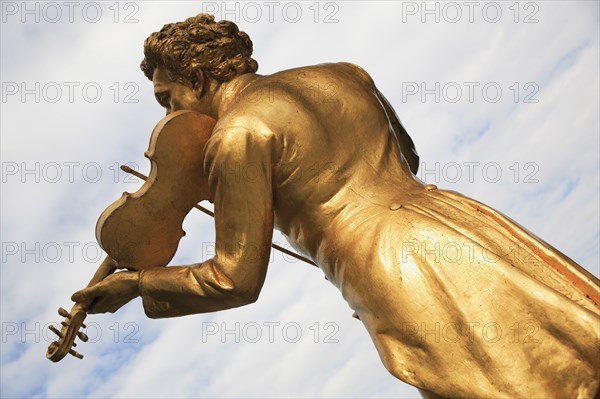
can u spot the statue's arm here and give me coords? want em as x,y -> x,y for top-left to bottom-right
138,124 -> 275,318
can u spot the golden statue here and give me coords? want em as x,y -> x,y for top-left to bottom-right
57,14 -> 599,398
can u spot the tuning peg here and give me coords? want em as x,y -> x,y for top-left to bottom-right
58,307 -> 71,318
48,325 -> 63,338
77,331 -> 89,342
72,342 -> 77,347
81,322 -> 86,329
68,349 -> 83,359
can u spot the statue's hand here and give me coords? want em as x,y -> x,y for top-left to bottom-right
71,271 -> 140,314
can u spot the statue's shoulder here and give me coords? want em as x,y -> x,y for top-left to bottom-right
333,62 -> 376,86
260,62 -> 376,88
223,63 -> 378,126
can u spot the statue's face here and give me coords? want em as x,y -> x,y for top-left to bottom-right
152,66 -> 204,115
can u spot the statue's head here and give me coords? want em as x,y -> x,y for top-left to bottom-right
140,13 -> 258,105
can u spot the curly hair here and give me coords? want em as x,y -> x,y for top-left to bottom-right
140,14 -> 258,94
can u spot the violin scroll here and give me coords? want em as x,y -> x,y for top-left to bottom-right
46,257 -> 117,362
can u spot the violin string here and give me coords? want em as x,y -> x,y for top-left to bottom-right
119,165 -> 318,268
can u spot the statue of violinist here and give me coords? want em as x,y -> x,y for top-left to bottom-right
69,14 -> 600,399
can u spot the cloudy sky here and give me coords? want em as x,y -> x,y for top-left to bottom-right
1,1 -> 598,398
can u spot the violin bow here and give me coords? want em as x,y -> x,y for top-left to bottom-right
120,165 -> 318,268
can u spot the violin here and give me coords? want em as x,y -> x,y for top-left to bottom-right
46,110 -> 216,362
46,110 -> 317,362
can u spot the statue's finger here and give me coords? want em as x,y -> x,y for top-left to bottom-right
71,289 -> 88,302
87,296 -> 107,314
71,284 -> 102,303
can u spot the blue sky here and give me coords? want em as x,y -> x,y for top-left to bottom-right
1,1 -> 599,398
